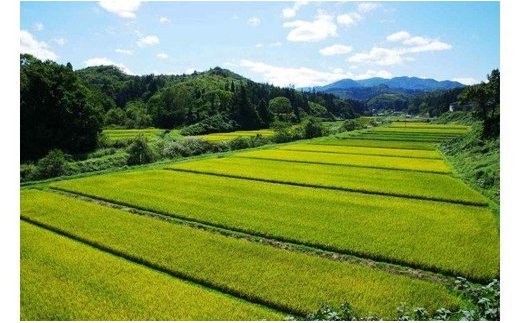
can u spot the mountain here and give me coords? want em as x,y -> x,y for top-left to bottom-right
303,76 -> 465,101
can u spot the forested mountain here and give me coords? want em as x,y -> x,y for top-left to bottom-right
20,54 -> 364,161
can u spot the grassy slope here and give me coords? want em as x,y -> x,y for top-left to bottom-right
441,126 -> 500,206
50,169 -> 498,280
21,222 -> 283,321
20,189 -> 463,319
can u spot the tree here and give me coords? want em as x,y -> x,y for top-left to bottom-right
147,86 -> 189,128
459,69 -> 500,137
20,54 -> 103,161
257,99 -> 271,127
127,133 -> 155,165
268,96 -> 295,122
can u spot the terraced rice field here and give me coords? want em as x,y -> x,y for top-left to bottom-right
194,129 -> 274,142
102,128 -> 166,142
21,121 -> 499,319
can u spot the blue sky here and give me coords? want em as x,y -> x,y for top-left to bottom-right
20,1 -> 499,87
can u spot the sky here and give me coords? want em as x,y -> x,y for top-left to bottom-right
20,1 -> 500,87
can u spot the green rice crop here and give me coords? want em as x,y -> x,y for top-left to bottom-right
348,135 -> 449,143
315,138 -> 437,150
21,221 -> 284,321
194,129 -> 274,141
50,169 -> 497,279
390,122 -> 471,130
277,144 -> 442,159
165,157 -> 487,205
102,128 -> 165,142
21,190 -> 463,318
234,149 -> 451,173
371,127 -> 468,134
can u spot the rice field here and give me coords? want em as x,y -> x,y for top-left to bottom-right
102,128 -> 166,142
234,149 -> 451,173
21,190 -> 463,318
21,221 -> 283,321
21,121 -> 499,319
194,129 -> 274,142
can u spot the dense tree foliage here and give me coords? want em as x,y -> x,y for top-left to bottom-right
21,54 -> 103,161
459,69 -> 500,138
407,87 -> 465,116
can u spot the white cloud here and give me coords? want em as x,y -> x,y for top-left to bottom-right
348,32 -> 452,66
247,17 -> 261,27
84,57 -> 133,74
354,69 -> 393,79
156,52 -> 168,60
337,12 -> 362,27
283,11 -> 337,42
452,77 -> 478,85
282,1 -> 309,19
34,22 -> 44,31
136,35 -> 160,47
387,31 -> 410,42
99,1 -> 142,18
238,59 -> 392,87
223,61 -> 238,68
115,48 -> 133,55
256,42 -> 282,48
319,44 -> 353,56
20,30 -> 57,60
52,38 -> 66,46
185,68 -> 197,74
348,47 -> 405,66
159,17 -> 170,24
357,2 -> 381,13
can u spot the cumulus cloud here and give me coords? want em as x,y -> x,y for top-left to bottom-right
348,47 -> 405,66
156,52 -> 168,60
348,31 -> 452,66
34,22 -> 44,31
52,38 -> 66,46
452,77 -> 479,85
282,1 -> 309,19
115,48 -> 133,55
336,12 -> 362,27
238,59 -> 391,87
283,11 -> 337,42
84,57 -> 132,74
20,30 -> 57,60
99,1 -> 142,18
159,17 -> 170,24
354,69 -> 393,79
357,2 -> 381,13
319,44 -> 353,56
387,31 -> 410,42
136,35 -> 160,47
247,17 -> 261,27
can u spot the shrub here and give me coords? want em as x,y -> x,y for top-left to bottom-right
302,117 -> 326,139
180,114 -> 238,136
162,137 -> 214,159
20,163 -> 38,181
229,137 -> 252,150
127,133 -> 155,165
341,119 -> 365,132
35,149 -> 71,179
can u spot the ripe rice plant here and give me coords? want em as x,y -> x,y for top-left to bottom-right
234,149 -> 451,173
315,138 -> 437,150
370,127 -> 468,134
21,222 -> 283,321
20,189 -> 463,318
50,169 -> 498,279
165,157 -> 487,205
195,129 -> 274,141
102,128 -> 165,142
277,144 -> 443,159
389,122 -> 471,130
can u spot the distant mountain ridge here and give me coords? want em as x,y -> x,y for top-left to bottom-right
305,76 -> 464,92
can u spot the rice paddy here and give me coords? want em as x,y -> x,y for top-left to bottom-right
102,128 -> 166,142
21,121 -> 499,319
194,129 -> 274,142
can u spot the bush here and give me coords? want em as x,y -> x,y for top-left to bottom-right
35,149 -> 71,179
229,137 -> 252,150
180,114 -> 238,136
20,163 -> 38,181
162,137 -> 214,159
302,117 -> 326,139
341,119 -> 365,132
127,133 -> 155,165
